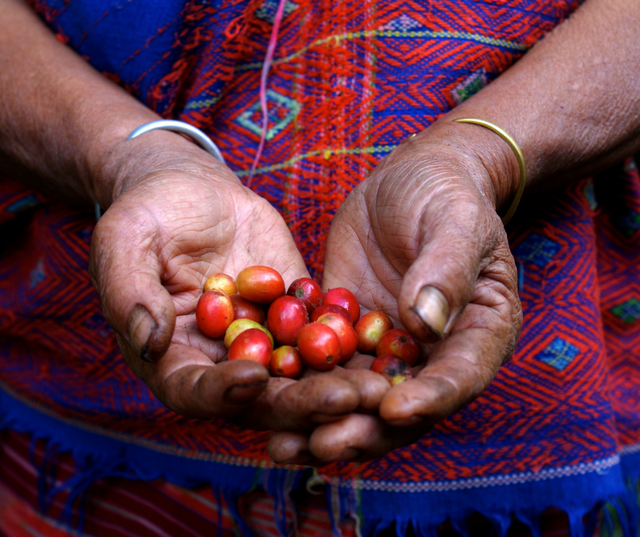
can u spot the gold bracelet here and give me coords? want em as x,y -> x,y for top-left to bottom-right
453,118 -> 526,225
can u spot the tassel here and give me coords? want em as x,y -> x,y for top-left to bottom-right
395,518 -> 409,537
415,519 -> 440,537
214,487 -> 223,537
450,516 -> 472,537
568,508 -> 586,537
516,509 -> 543,537
57,455 -> 130,533
219,484 -> 256,537
35,440 -> 57,514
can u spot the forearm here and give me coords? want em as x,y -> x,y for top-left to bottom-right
0,0 -> 170,207
431,0 -> 640,209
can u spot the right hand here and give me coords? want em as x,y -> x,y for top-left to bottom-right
267,119 -> 523,464
90,131 -> 387,432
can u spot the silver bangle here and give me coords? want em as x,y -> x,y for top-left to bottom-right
95,120 -> 225,220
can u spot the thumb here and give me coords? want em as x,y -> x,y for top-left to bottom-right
90,209 -> 176,362
397,194 -> 501,342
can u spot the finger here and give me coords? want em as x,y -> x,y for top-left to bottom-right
380,288 -> 520,424
121,335 -> 363,427
130,342 -> 270,419
269,414 -> 430,465
323,190 -> 402,313
299,354 -> 389,412
239,374 -> 362,431
267,432 -> 312,465
396,188 -> 503,342
90,206 -> 175,362
324,367 -> 390,412
306,414 -> 431,464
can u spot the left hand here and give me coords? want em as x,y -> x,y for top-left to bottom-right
268,120 -> 523,464
89,132 -> 387,433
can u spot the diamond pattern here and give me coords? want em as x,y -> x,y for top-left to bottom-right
513,233 -> 561,268
255,0 -> 298,24
610,298 -> 640,324
452,68 -> 488,105
583,178 -> 597,211
536,337 -> 579,371
236,90 -> 301,141
379,14 -> 423,31
617,209 -> 640,238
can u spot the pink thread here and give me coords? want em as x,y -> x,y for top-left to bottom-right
247,0 -> 288,187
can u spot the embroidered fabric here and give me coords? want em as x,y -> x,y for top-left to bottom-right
2,1 -> 639,535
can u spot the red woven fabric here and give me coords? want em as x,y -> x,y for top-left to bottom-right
2,1 -> 640,535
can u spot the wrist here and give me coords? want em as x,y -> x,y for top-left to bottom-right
92,125 -> 238,210
425,117 -> 523,218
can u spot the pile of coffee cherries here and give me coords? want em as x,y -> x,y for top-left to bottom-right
196,266 -> 418,385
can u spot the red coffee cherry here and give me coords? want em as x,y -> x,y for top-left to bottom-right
267,296 -> 309,347
269,346 -> 303,379
297,322 -> 341,371
287,278 -> 323,314
371,354 -> 413,385
196,290 -> 234,338
376,328 -> 419,366
355,311 -> 394,355
236,266 -> 285,304
322,288 -> 360,324
310,304 -> 353,325
317,313 -> 358,364
227,328 -> 273,367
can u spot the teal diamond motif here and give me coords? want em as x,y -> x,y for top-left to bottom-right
380,14 -> 422,31
536,337 -> 579,371
452,69 -> 488,105
512,233 -> 560,268
255,0 -> 298,24
236,90 -> 301,141
583,178 -> 597,211
611,298 -> 640,324
618,210 -> 640,238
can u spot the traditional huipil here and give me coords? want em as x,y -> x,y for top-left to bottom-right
1,0 -> 639,535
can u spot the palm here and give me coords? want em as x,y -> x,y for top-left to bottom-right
267,138 -> 523,464
323,179 -> 411,323
130,171 -> 307,360
91,166 -> 368,431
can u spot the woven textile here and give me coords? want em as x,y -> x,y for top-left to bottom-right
1,0 -> 640,535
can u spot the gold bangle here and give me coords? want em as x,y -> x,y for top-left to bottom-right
453,118 -> 526,225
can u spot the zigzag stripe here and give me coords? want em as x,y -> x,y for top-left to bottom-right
621,443 -> 640,455
373,38 -> 518,69
235,145 -> 395,177
11,0 -> 635,498
231,28 -> 528,74
328,456 -> 621,493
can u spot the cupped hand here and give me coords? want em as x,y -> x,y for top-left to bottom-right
89,132 -> 375,431
268,120 -> 523,463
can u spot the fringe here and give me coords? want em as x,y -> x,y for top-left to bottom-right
1,386 -> 639,537
0,387 -> 312,536
325,464 -> 640,537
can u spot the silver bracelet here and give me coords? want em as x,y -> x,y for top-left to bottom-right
95,120 -> 225,220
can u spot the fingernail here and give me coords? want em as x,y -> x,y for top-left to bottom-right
127,305 -> 156,362
388,416 -> 424,427
225,382 -> 268,404
411,286 -> 449,339
317,447 -> 362,465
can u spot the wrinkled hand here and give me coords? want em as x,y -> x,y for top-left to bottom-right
90,134 -> 380,431
268,121 -> 523,464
